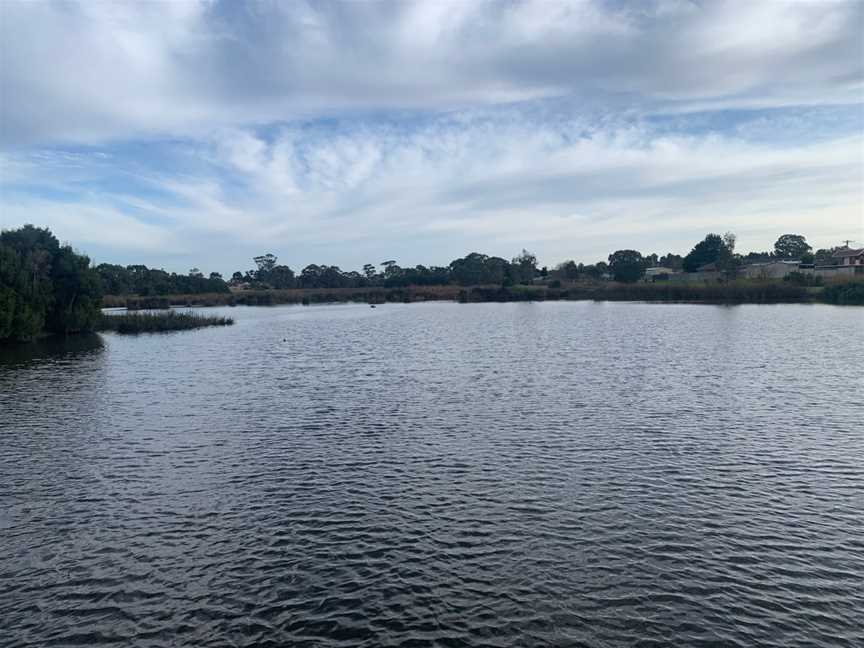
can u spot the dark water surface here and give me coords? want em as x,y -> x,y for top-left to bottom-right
2,302 -> 863,647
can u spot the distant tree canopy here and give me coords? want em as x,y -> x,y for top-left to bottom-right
95,263 -> 230,296
682,233 -> 736,273
5,224 -> 852,342
814,248 -> 839,266
229,249 -> 541,290
1,225 -> 103,342
449,253 -> 510,286
510,249 -> 538,284
773,234 -> 812,260
608,249 -> 645,283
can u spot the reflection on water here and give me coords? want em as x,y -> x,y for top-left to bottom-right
1,302 -> 863,648
0,332 -> 104,367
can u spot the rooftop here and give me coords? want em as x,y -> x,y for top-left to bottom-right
832,247 -> 864,258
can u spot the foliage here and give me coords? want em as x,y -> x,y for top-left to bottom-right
96,263 -> 230,296
822,281 -> 864,305
1,225 -> 103,342
510,249 -> 538,284
682,233 -> 735,273
814,248 -> 839,266
658,253 -> 684,270
783,271 -> 822,287
98,311 -> 234,334
774,234 -> 812,259
449,252 -> 510,286
608,249 -> 645,283
583,261 -> 608,279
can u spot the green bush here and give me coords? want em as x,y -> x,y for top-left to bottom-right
784,271 -> 822,287
822,281 -> 864,305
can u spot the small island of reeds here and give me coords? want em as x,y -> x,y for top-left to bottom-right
98,311 -> 234,334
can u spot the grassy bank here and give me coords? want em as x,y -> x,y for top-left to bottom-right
103,285 -> 462,309
821,281 -> 864,305
98,311 -> 234,334
458,281 -> 814,304
102,279 -> 864,309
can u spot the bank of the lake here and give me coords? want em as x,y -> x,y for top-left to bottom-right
102,278 -> 864,310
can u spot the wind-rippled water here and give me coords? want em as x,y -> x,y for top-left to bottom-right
1,301 -> 863,647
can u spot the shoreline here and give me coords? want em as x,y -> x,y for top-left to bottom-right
102,279 -> 863,309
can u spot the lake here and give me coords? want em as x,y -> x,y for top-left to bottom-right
1,301 -> 862,647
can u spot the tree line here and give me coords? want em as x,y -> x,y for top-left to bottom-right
232,232 -> 835,289
95,263 -> 230,296
0,224 -> 848,342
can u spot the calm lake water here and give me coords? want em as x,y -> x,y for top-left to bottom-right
1,301 -> 863,647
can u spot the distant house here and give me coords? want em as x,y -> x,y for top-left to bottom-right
736,249 -> 863,281
740,260 -> 801,280
833,247 -> 864,266
643,267 -> 677,282
670,262 -> 721,283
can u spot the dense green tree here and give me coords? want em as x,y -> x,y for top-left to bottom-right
608,249 -> 646,283
298,264 -> 352,289
582,262 -> 608,279
658,253 -> 684,270
742,251 -> 774,263
553,260 -> 580,281
253,254 -> 278,275
510,249 -> 538,284
449,253 -> 508,286
48,246 -> 102,333
267,265 -> 296,289
814,248 -> 838,265
377,264 -> 444,288
683,233 -> 734,272
95,263 -> 230,295
96,263 -> 133,294
0,225 -> 102,342
380,260 -> 398,277
774,234 -> 811,259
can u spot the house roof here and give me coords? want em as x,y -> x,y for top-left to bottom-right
744,260 -> 800,267
832,247 -> 864,258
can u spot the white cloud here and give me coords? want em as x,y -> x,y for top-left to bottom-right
1,0 -> 861,145
21,115 -> 848,270
1,1 -> 861,272
0,197 -> 180,253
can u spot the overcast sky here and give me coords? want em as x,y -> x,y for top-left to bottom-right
1,0 -> 862,275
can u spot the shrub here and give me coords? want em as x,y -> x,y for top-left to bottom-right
822,281 -> 864,305
784,271 -> 822,287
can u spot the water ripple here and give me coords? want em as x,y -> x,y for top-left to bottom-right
1,302 -> 863,647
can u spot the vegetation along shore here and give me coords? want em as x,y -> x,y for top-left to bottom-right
2,224 -> 862,343
97,311 -> 234,334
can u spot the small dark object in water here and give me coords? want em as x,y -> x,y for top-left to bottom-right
370,304 -> 376,308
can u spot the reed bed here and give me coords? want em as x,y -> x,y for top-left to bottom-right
98,311 -> 234,334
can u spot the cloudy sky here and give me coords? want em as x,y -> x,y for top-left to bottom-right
1,0 -> 862,275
